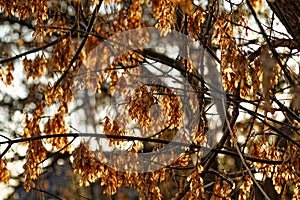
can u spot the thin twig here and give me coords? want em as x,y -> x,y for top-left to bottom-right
246,0 -> 296,86
53,1 -> 102,89
222,98 -> 271,200
0,32 -> 71,64
0,132 -> 283,164
32,188 -> 63,200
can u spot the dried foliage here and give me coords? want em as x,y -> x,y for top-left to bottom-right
0,0 -> 299,199
0,159 -> 9,184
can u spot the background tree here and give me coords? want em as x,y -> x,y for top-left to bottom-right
0,0 -> 299,199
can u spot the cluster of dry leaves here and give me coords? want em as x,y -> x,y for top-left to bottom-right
0,0 -> 299,199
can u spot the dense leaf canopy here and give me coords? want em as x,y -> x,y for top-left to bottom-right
0,0 -> 299,199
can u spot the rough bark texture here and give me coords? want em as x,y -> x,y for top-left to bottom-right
268,0 -> 300,49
